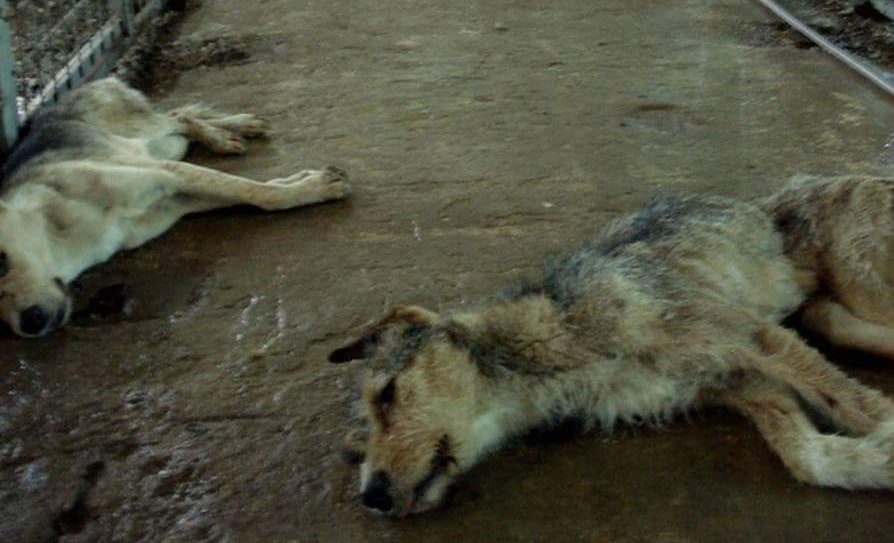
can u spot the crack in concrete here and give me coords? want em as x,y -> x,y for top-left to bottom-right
46,461 -> 104,543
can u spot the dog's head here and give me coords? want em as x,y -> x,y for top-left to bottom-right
329,306 -> 495,517
0,206 -> 72,337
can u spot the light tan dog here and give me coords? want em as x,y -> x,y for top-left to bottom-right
0,77 -> 349,337
330,175 -> 894,517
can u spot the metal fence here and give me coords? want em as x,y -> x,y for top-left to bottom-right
0,0 -> 172,155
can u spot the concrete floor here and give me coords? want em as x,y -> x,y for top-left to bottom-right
2,1 -> 893,542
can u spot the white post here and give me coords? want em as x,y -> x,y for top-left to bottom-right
109,0 -> 135,35
0,0 -> 18,155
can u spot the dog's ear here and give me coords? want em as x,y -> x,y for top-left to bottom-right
328,305 -> 441,363
328,328 -> 382,363
390,305 -> 440,326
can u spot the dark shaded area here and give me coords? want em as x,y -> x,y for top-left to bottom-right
70,283 -> 135,326
48,461 -> 104,542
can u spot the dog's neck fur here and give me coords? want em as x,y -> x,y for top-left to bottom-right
453,295 -> 590,463
454,293 -> 697,468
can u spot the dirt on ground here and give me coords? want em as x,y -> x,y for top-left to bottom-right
2,1 -> 894,542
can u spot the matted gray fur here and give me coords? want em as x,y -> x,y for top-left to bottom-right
331,175 -> 894,517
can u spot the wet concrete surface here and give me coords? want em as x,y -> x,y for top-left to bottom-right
2,1 -> 894,541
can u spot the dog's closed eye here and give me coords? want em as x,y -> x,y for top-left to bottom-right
372,378 -> 397,429
377,378 -> 396,406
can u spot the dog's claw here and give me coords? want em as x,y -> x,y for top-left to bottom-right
320,167 -> 350,199
222,136 -> 248,155
324,165 -> 349,182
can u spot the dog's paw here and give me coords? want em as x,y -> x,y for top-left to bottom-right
204,126 -> 247,155
268,169 -> 321,186
322,165 -> 348,182
222,114 -> 271,138
270,166 -> 351,200
320,165 -> 351,200
217,133 -> 248,155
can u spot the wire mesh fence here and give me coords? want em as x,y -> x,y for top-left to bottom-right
0,0 -> 172,155
8,0 -> 114,110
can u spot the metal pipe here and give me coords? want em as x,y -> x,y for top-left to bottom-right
0,0 -> 18,154
754,0 -> 894,97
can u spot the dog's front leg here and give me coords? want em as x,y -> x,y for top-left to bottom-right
156,161 -> 351,211
800,297 -> 894,360
718,376 -> 894,489
748,323 -> 894,435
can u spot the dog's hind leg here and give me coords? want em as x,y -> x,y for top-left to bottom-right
746,323 -> 894,436
172,115 -> 249,155
719,376 -> 894,489
171,105 -> 270,137
168,105 -> 270,153
157,160 -> 350,211
800,297 -> 894,359
203,114 -> 270,138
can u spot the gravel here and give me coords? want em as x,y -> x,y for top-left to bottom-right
6,0 -> 113,108
777,0 -> 894,73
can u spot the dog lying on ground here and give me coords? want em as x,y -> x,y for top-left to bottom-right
0,77 -> 350,337
330,175 -> 894,517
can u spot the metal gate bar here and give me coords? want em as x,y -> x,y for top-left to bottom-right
0,0 -> 18,155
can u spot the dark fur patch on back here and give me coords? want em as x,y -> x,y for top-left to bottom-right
504,245 -> 599,309
507,195 -> 707,309
447,323 -> 565,378
1,107 -> 111,181
597,195 -> 700,255
504,273 -> 577,309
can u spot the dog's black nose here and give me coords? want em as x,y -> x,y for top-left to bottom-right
362,470 -> 394,513
19,305 -> 49,336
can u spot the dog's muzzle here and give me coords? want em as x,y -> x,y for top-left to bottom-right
18,303 -> 69,337
361,470 -> 395,514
